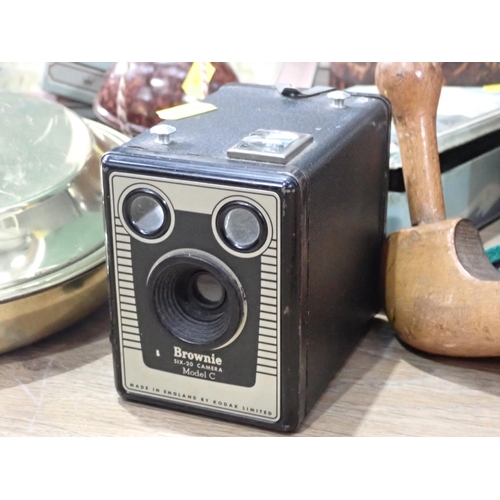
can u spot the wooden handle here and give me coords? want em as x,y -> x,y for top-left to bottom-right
375,62 -> 445,225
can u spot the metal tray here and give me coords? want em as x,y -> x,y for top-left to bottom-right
0,92 -> 127,352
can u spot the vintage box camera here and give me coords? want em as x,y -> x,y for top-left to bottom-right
101,83 -> 390,431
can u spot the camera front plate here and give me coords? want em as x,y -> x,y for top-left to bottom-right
108,171 -> 281,423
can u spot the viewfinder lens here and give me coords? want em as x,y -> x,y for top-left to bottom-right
124,190 -> 170,238
223,207 -> 261,250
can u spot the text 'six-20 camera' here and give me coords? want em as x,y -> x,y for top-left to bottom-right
101,84 -> 390,431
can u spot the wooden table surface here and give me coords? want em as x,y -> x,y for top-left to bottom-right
3,219 -> 500,438
2,301 -> 500,437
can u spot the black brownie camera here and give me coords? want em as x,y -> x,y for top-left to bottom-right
101,83 -> 390,432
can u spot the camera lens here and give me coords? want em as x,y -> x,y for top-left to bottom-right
216,202 -> 267,252
151,252 -> 246,346
124,190 -> 170,238
191,272 -> 226,308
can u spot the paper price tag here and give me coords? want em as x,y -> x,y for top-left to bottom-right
157,101 -> 217,120
483,84 -> 500,93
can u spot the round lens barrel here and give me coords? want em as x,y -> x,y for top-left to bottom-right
152,254 -> 245,346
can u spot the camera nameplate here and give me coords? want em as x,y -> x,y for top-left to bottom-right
109,171 -> 282,423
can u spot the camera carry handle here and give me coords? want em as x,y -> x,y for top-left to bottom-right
275,84 -> 336,98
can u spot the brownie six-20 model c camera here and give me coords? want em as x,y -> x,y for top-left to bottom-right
101,83 -> 390,431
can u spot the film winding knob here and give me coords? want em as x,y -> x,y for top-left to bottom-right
327,90 -> 350,108
151,124 -> 176,144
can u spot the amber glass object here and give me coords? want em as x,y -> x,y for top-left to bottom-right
94,62 -> 238,136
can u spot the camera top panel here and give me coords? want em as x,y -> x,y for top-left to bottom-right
109,83 -> 390,172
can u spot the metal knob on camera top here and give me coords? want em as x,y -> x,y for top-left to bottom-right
327,90 -> 350,108
150,124 -> 176,144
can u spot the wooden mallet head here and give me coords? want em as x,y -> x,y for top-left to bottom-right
376,62 -> 500,357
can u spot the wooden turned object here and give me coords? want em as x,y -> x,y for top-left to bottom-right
376,62 -> 500,357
